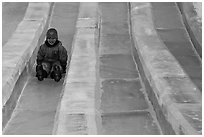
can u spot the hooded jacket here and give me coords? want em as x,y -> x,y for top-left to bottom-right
37,28 -> 68,67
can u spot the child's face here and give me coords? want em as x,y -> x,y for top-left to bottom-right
47,38 -> 57,45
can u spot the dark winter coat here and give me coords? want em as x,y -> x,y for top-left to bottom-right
37,40 -> 68,67
37,28 -> 68,69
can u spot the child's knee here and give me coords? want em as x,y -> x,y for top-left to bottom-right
42,62 -> 51,74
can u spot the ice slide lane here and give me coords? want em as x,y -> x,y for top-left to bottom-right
3,3 -> 79,134
2,2 -> 53,130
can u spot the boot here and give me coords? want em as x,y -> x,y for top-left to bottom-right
36,65 -> 47,81
51,65 -> 61,82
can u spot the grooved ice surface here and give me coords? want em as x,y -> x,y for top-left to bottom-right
4,78 -> 63,135
101,79 -> 148,113
100,54 -> 139,79
101,112 -> 160,135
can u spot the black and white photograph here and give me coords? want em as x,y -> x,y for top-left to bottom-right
2,1 -> 202,135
